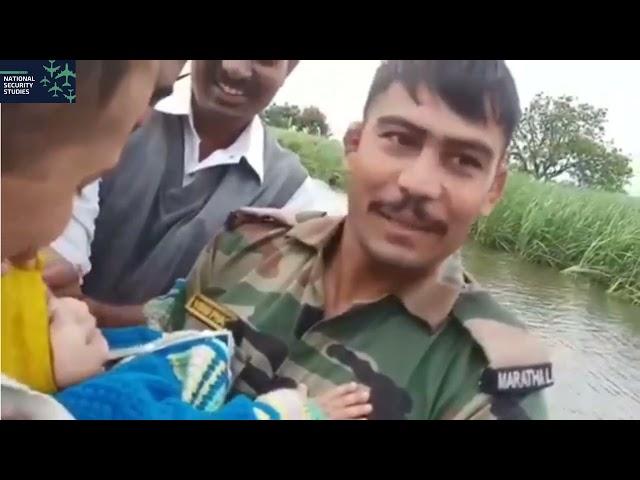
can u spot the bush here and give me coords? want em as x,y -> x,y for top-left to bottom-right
272,127 -> 347,190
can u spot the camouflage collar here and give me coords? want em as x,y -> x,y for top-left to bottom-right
286,214 -> 465,331
452,280 -> 553,370
286,213 -> 344,249
401,250 -> 465,331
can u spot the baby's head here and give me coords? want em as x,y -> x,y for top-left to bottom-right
1,260 -> 108,392
49,297 -> 109,389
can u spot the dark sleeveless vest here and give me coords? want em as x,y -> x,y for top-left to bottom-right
83,111 -> 307,304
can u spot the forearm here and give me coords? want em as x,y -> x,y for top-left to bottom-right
49,181 -> 100,278
85,298 -> 146,328
41,247 -> 83,298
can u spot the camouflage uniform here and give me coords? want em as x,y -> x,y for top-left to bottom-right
159,208 -> 553,420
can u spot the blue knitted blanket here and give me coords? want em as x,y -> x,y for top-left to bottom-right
55,326 -> 274,420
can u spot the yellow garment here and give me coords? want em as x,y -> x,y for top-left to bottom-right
1,256 -> 56,393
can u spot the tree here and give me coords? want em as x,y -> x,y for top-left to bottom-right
297,106 -> 331,137
570,140 -> 634,192
262,103 -> 301,130
511,93 -> 633,192
262,103 -> 331,137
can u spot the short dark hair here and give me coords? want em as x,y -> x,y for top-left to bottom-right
2,60 -> 135,174
363,60 -> 521,145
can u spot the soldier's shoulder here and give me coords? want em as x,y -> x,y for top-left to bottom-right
452,271 -> 523,328
225,207 -> 328,236
452,272 -> 554,397
216,208 -> 329,254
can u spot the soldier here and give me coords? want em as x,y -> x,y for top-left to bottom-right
157,60 -> 554,420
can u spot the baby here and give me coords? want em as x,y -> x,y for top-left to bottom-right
1,258 -> 372,420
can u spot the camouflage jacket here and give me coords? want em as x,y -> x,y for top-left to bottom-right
160,208 -> 553,420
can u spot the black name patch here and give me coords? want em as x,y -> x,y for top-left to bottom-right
480,363 -> 554,395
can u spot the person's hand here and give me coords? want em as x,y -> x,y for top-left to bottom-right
49,297 -> 109,389
311,382 -> 372,420
42,249 -> 82,298
254,382 -> 372,420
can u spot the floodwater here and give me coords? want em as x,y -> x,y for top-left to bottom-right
463,243 -> 640,420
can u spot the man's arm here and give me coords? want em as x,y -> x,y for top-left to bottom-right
47,181 -> 147,327
85,298 -> 146,328
87,277 -> 189,329
45,180 -> 100,296
45,174 -> 167,327
42,248 -> 83,298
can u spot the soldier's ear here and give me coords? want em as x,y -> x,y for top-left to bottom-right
343,121 -> 363,154
480,154 -> 508,216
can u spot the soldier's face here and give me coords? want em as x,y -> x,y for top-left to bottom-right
344,82 -> 507,272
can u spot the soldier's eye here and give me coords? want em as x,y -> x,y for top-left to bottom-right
455,155 -> 482,169
381,131 -> 421,150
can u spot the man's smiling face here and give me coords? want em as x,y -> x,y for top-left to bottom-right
345,81 -> 509,272
191,60 -> 296,121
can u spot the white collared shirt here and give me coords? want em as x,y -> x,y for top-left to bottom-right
159,92 -> 266,186
51,78 -> 346,275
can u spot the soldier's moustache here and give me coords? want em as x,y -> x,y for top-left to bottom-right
369,195 -> 448,236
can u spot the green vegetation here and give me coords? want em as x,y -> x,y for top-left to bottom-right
512,93 -> 634,193
264,103 -> 332,137
473,173 -> 640,305
273,128 -> 347,189
273,127 -> 640,305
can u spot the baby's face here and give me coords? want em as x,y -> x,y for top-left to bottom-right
49,297 -> 109,389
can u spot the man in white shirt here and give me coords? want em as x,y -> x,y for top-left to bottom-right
47,60 -> 344,326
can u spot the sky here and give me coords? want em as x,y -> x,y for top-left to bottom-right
163,61 -> 640,195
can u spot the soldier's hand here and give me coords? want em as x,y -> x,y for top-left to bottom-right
313,382 -> 372,420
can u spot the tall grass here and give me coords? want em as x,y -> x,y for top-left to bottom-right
273,128 -> 640,305
474,173 -> 640,304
